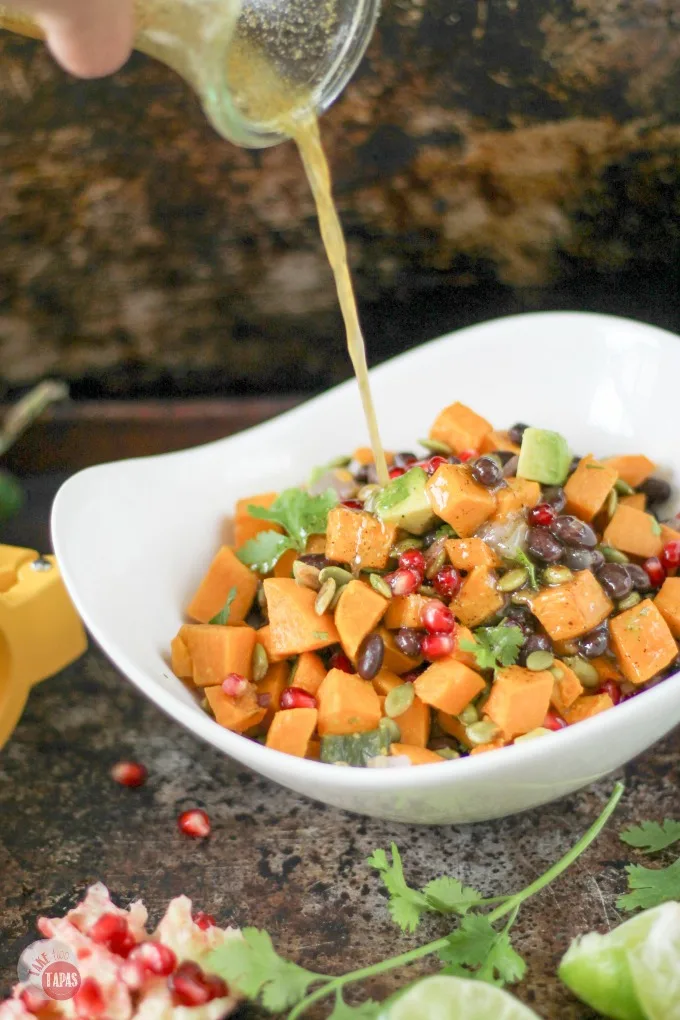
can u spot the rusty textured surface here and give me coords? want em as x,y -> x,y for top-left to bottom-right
1,1 -> 680,396
1,475 -> 680,1018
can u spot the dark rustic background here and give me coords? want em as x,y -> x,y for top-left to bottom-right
1,0 -> 680,401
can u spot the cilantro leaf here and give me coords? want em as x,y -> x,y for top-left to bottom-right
248,487 -> 337,551
210,586 -> 237,625
439,915 -> 526,987
513,549 -> 539,590
327,993 -> 380,1019
236,531 -> 296,574
423,877 -> 482,916
620,819 -> 680,853
208,928 -> 319,1011
368,844 -> 429,933
617,859 -> 680,911
460,625 -> 524,672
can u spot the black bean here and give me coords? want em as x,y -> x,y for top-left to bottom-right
495,450 -> 516,467
520,632 -> 553,664
550,515 -> 597,548
297,553 -> 333,569
508,422 -> 530,445
471,456 -> 502,488
500,609 -> 534,639
502,455 -> 519,478
590,549 -> 606,572
527,527 -> 563,563
394,451 -> 418,469
568,455 -> 582,476
541,486 -> 567,512
447,455 -> 462,465
562,547 -> 594,571
394,628 -> 422,659
625,563 -> 653,592
357,632 -> 385,680
637,476 -> 671,505
578,626 -> 609,659
422,528 -> 440,550
597,563 -> 633,601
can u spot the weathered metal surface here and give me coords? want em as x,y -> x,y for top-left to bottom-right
1,1 -> 680,396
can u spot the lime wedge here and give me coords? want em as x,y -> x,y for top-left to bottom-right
559,904 -> 671,1020
379,975 -> 541,1020
628,901 -> 680,1020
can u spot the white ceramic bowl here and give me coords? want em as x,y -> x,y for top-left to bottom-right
52,311 -> 680,824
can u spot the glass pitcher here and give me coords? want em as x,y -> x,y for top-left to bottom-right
0,0 -> 380,146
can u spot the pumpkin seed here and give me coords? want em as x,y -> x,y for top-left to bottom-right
330,582 -> 348,610
293,560 -> 322,591
563,655 -> 599,688
357,483 -> 381,502
606,487 -> 618,518
256,583 -> 268,612
369,573 -> 392,599
497,567 -> 528,592
550,665 -> 565,680
425,548 -> 446,579
327,455 -> 352,469
514,727 -> 551,743
542,565 -> 573,586
510,590 -> 533,607
435,747 -> 460,760
600,545 -> 629,564
457,704 -> 479,725
418,437 -> 452,454
526,650 -> 555,671
252,643 -> 269,683
617,591 -> 642,612
379,717 -> 401,742
385,683 -> 415,719
615,478 -> 635,496
314,577 -> 337,615
392,536 -> 424,557
319,565 -> 353,587
201,696 -> 212,714
466,720 -> 500,746
418,584 -> 438,597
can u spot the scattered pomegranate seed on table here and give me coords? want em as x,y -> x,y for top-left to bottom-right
528,503 -> 557,527
661,540 -> 680,573
398,548 -> 426,576
110,761 -> 147,788
280,687 -> 317,710
433,565 -> 461,598
421,632 -> 455,660
421,600 -> 455,635
385,567 -> 420,596
328,650 -> 353,673
192,911 -> 216,930
642,556 -> 666,588
177,809 -> 211,839
89,913 -> 134,957
221,673 -> 249,697
127,940 -> 177,977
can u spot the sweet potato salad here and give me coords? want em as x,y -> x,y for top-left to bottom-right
170,402 -> 680,766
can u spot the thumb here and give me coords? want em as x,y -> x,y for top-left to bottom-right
35,0 -> 134,78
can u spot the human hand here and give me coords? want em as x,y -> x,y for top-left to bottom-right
17,0 -> 134,78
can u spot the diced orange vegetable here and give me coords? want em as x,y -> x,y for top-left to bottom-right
292,651 -> 327,695
274,548 -> 297,578
429,402 -> 492,455
426,465 -> 496,537
385,593 -> 431,630
414,657 -> 486,715
660,523 -> 680,546
256,661 -> 289,727
255,625 -> 289,663
317,669 -> 382,735
610,598 -> 677,684
531,570 -> 612,641
263,578 -> 339,657
450,625 -> 478,669
602,455 -> 656,488
621,493 -> 646,511
507,477 -> 542,508
234,492 -> 282,548
379,627 -> 422,674
603,505 -> 664,559
562,693 -> 614,724
564,455 -> 618,522
491,487 -> 523,521
395,697 -> 431,747
484,665 -> 553,739
445,537 -> 500,571
182,624 -> 257,687
591,656 -> 624,683
325,505 -> 397,570
205,682 -> 266,733
470,737 -> 507,756
266,708 -> 318,757
549,660 -> 584,714
171,627 -> 193,679
480,430 -> 521,455
437,711 -> 470,746
335,579 -> 389,660
371,668 -> 402,696
187,546 -> 258,624
451,566 -> 504,628
306,534 -> 327,555
654,578 -> 680,638
390,743 -> 442,765
306,739 -> 321,760
352,446 -> 394,466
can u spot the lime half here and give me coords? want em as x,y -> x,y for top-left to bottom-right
628,901 -> 680,1020
379,975 -> 541,1020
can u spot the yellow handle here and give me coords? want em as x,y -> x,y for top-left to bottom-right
0,545 -> 87,748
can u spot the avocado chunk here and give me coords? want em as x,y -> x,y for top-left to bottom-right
517,427 -> 571,486
373,466 -> 437,535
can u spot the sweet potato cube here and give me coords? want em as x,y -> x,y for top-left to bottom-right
385,593 -> 431,630
484,665 -> 553,739
549,660 -> 584,715
661,523 -> 680,546
470,737 -> 507,756
254,625 -> 288,663
306,534 -> 327,554
171,627 -> 193,679
183,624 -> 257,687
266,707 -> 318,757
507,477 -> 542,508
414,657 -> 486,715
531,570 -> 612,641
306,739 -> 321,760
621,493 -> 647,511
610,598 -> 677,684
274,548 -> 297,579
591,656 -> 624,683
480,430 -> 521,455
654,578 -> 680,638
205,683 -> 266,733
317,669 -> 382,735
445,537 -> 500,571
371,668 -> 402,696
564,455 -> 618,522
426,465 -> 496,537
256,661 -> 289,728
437,711 -> 470,746
429,402 -> 492,455
451,566 -> 504,628
603,505 -> 663,559
234,492 -> 282,549
491,487 -> 523,521
187,545 -> 258,624
352,446 -> 394,467
263,578 -> 339,657
335,579 -> 389,660
395,698 -> 431,747
451,625 -> 479,669
562,693 -> 614,725
379,627 -> 422,674
325,505 -> 397,570
602,455 -> 656,488
391,743 -> 442,765
292,651 -> 327,695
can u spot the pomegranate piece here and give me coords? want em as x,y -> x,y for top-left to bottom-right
193,911 -> 216,931
599,679 -> 622,706
421,600 -> 455,635
328,650 -> 353,673
119,958 -> 146,991
433,565 -> 462,599
385,568 -> 421,597
169,961 -> 224,1008
543,710 -> 567,732
662,540 -> 680,573
398,548 -> 426,576
178,809 -> 211,839
221,673 -> 249,698
89,912 -> 134,957
388,466 -> 406,480
128,940 -> 177,977
341,499 -> 363,510
458,449 -> 478,462
421,632 -> 455,660
422,455 -> 448,476
74,978 -> 106,1019
528,503 -> 557,527
110,761 -> 147,788
642,556 -> 666,588
280,687 -> 317,710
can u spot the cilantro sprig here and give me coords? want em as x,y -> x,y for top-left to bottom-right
460,624 -> 525,672
210,586 -> 237,626
512,549 -> 539,589
209,783 -> 624,1018
620,818 -> 680,854
617,816 -> 680,910
236,487 -> 337,573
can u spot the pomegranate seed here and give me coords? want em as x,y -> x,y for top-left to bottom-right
528,503 -> 557,527
221,673 -> 249,698
20,988 -> 47,1014
421,600 -> 455,634
388,467 -> 406,480
422,455 -> 448,476
400,669 -> 425,683
120,958 -> 146,990
178,809 -> 211,839
662,540 -> 680,573
643,556 -> 666,588
74,978 -> 105,1018
543,710 -> 567,732
328,651 -> 353,673
385,568 -> 420,597
90,913 -> 134,956
128,941 -> 177,977
433,565 -> 462,599
600,679 -> 622,706
398,548 -> 426,575
458,449 -> 478,462
341,499 -> 363,510
169,962 -> 212,1008
203,974 -> 229,999
280,686 -> 317,710
193,911 -> 216,931
111,761 -> 147,788
421,632 -> 455,660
